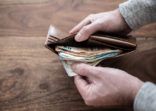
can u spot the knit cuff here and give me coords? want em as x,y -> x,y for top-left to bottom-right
134,82 -> 156,111
119,0 -> 156,30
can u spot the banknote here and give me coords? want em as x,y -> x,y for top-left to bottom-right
56,46 -> 122,76
61,60 -> 77,77
60,60 -> 103,77
59,50 -> 120,62
55,46 -> 114,55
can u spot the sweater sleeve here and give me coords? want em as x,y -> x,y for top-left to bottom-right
133,82 -> 156,111
119,0 -> 156,30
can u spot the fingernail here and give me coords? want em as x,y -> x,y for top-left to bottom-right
75,33 -> 82,42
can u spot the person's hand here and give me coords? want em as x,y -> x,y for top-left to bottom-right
70,9 -> 131,42
72,63 -> 143,107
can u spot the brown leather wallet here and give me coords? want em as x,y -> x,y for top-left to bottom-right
45,25 -> 137,60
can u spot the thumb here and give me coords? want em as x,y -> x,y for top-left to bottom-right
72,63 -> 97,78
75,22 -> 101,42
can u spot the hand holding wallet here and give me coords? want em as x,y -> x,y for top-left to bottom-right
45,25 -> 137,76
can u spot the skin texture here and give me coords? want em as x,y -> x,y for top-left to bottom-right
70,9 -> 144,107
72,63 -> 143,107
70,9 -> 131,42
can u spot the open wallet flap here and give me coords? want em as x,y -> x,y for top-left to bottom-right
45,25 -> 137,57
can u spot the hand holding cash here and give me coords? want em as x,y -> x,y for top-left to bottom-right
45,8 -> 143,108
53,10 -> 132,76
45,25 -> 136,77
72,63 -> 143,107
67,9 -> 143,108
55,46 -> 122,76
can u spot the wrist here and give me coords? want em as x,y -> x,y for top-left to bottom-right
131,78 -> 144,103
113,9 -> 132,34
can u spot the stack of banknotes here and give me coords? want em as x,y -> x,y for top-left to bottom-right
55,46 -> 122,76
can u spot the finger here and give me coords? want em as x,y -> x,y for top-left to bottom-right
74,75 -> 89,98
75,22 -> 101,42
69,16 -> 91,34
72,63 -> 98,78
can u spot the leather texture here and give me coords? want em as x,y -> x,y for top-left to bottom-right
45,25 -> 137,55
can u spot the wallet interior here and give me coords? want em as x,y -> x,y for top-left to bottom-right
45,25 -> 137,57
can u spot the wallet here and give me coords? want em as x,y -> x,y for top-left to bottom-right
45,25 -> 137,64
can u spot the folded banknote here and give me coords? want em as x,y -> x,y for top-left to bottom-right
55,46 -> 122,76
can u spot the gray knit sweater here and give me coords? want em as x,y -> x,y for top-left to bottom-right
119,0 -> 156,29
119,0 -> 156,111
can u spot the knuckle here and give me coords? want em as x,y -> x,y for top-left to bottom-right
88,14 -> 95,19
95,20 -> 102,25
82,26 -> 91,34
84,96 -> 93,106
85,101 -> 92,106
81,67 -> 89,74
83,26 -> 89,31
88,14 -> 95,22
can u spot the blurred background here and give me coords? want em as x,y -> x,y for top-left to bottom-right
0,0 -> 156,37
